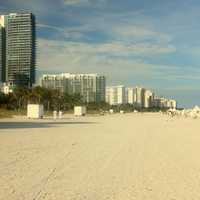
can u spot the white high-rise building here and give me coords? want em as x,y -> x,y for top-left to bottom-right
167,99 -> 177,109
106,87 -> 117,105
106,85 -> 126,105
0,16 -> 5,27
135,86 -> 143,107
126,87 -> 136,104
41,73 -> 106,103
143,89 -> 154,108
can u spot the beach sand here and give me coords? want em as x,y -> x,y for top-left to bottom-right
0,113 -> 200,200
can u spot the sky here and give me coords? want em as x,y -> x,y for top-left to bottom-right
1,0 -> 200,107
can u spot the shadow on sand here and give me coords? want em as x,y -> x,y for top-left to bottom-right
0,121 -> 97,129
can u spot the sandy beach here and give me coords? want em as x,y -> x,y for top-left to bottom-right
1,113 -> 200,200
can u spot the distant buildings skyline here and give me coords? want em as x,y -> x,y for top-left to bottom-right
41,73 -> 177,108
1,1 -> 200,107
0,12 -> 178,108
106,85 -> 177,109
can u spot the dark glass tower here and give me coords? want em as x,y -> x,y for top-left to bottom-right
0,25 -> 3,82
0,15 -> 5,83
5,13 -> 36,87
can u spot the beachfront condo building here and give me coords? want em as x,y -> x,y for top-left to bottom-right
126,87 -> 136,104
106,85 -> 156,108
168,99 -> 177,109
106,85 -> 126,105
142,89 -> 154,108
152,97 -> 177,109
135,86 -> 143,107
0,13 -> 36,87
124,86 -> 144,107
41,73 -> 106,103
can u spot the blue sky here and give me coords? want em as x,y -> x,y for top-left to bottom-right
1,0 -> 200,107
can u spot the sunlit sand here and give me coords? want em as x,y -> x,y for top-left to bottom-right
0,113 -> 200,200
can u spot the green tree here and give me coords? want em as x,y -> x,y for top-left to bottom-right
12,86 -> 30,109
0,92 -> 9,108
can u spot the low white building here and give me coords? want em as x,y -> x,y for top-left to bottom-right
74,106 -> 87,116
27,104 -> 44,119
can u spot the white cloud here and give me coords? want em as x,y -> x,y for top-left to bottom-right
64,0 -> 89,5
37,38 -> 177,84
63,0 -> 107,7
38,20 -> 175,54
38,23 -> 94,33
112,25 -> 173,45
36,19 -> 176,84
4,0 -> 63,16
37,38 -> 200,92
38,23 -> 84,39
37,38 -> 176,63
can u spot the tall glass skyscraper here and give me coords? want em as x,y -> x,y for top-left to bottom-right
0,25 -> 3,83
0,16 -> 5,83
3,13 -> 36,87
